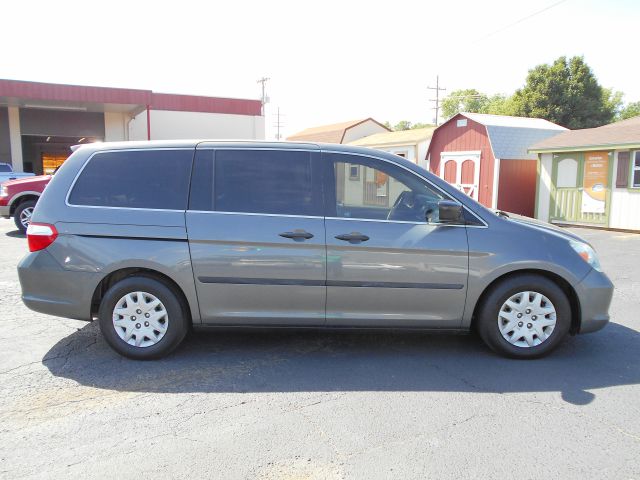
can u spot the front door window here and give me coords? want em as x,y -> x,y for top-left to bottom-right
333,157 -> 445,223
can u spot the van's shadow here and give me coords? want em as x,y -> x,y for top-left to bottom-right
43,322 -> 640,405
5,229 -> 25,238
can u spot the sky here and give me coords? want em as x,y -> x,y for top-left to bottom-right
1,0 -> 638,139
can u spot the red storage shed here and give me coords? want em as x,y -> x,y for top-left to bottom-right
427,113 -> 566,217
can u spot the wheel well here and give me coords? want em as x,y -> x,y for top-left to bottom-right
10,195 -> 39,216
470,269 -> 581,335
90,267 -> 191,321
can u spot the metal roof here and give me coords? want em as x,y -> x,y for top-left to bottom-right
462,112 -> 567,130
0,78 -> 262,116
454,113 -> 567,160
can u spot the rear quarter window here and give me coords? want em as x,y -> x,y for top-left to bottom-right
68,149 -> 193,210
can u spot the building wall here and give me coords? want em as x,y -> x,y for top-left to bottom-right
0,107 -> 10,165
129,109 -> 265,141
342,121 -> 389,144
610,150 -> 640,230
104,112 -> 129,141
427,114 -> 495,207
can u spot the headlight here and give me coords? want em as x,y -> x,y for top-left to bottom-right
0,185 -> 7,197
569,240 -> 602,272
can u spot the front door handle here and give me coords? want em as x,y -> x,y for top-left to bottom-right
335,232 -> 370,243
279,230 -> 314,241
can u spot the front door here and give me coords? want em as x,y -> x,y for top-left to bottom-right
323,152 -> 469,328
550,151 -> 611,225
186,148 -> 326,325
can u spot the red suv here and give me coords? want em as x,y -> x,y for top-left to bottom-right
0,175 -> 52,233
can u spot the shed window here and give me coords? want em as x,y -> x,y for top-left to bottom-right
616,151 -> 630,188
633,151 -> 640,188
456,119 -> 467,127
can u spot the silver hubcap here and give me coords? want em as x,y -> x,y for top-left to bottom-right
112,291 -> 168,348
19,207 -> 34,228
498,291 -> 557,348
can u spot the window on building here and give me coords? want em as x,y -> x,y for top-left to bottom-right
190,149 -> 321,216
633,151 -> 640,188
616,152 -> 630,188
0,164 -> 11,172
348,164 -> 360,180
68,149 -> 192,210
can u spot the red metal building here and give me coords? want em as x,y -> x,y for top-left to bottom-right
427,113 -> 566,217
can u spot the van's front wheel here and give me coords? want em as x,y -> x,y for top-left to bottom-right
98,276 -> 189,359
476,274 -> 571,359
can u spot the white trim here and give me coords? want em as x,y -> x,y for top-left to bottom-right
492,158 -> 500,209
439,151 -> 481,201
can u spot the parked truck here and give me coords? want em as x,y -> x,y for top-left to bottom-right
0,163 -> 35,183
0,174 -> 52,233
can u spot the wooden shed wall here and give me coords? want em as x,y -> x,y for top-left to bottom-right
427,114 -> 495,207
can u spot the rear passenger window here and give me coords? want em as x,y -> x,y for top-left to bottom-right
68,150 -> 192,210
190,149 -> 321,216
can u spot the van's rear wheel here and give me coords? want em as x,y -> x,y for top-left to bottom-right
476,274 -> 571,359
98,276 -> 189,359
14,200 -> 36,233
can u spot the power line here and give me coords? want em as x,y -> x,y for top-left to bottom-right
480,0 -> 568,41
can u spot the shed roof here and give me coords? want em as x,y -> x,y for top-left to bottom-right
287,118 -> 390,143
455,113 -> 567,160
348,127 -> 435,147
529,116 -> 640,152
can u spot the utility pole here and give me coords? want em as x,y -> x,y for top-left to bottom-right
273,107 -> 285,140
257,77 -> 270,116
427,75 -> 446,126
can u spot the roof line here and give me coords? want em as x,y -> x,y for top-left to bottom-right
340,117 -> 392,143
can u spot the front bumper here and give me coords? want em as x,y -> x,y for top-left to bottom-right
575,268 -> 614,334
18,249 -> 100,321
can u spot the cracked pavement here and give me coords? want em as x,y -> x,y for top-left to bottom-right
1,219 -> 639,479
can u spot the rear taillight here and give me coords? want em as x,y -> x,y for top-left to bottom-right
26,223 -> 58,252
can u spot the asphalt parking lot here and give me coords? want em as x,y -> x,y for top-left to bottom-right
1,219 -> 639,479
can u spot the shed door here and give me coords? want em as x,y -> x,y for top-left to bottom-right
439,152 -> 480,200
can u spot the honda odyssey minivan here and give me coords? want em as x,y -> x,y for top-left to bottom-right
18,141 -> 613,360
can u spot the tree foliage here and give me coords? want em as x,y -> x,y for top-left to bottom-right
510,56 -> 620,128
618,101 -> 640,120
438,57 -> 622,128
441,90 -> 515,120
384,120 -> 434,131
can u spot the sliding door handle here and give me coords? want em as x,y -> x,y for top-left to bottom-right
279,230 -> 314,241
335,232 -> 370,243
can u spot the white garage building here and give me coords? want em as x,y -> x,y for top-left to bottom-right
0,79 -> 264,175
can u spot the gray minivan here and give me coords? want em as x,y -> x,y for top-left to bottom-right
18,141 -> 613,360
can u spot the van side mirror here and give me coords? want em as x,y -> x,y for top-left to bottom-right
438,200 -> 463,224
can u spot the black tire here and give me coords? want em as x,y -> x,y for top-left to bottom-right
13,199 -> 36,233
476,274 -> 571,359
98,275 -> 189,360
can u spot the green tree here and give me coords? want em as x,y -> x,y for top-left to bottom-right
441,89 -> 489,120
510,56 -> 620,128
618,101 -> 640,120
393,120 -> 413,131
